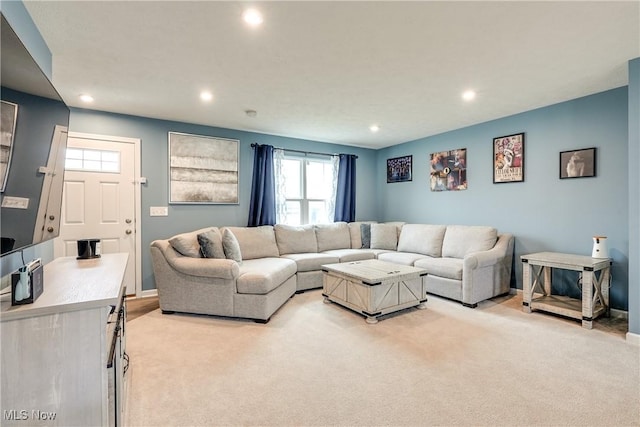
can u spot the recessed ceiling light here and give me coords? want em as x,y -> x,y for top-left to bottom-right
79,94 -> 94,103
200,91 -> 213,102
462,90 -> 476,101
242,8 -> 263,27
370,125 -> 380,133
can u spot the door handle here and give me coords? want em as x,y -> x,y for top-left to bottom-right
125,229 -> 132,235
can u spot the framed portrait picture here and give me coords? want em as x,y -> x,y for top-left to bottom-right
387,155 -> 412,183
1,100 -> 18,192
493,132 -> 524,183
560,147 -> 596,179
429,148 -> 467,191
168,132 -> 239,204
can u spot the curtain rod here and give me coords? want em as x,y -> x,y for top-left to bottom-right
250,143 -> 358,159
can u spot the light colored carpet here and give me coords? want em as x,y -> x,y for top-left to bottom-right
125,291 -> 639,426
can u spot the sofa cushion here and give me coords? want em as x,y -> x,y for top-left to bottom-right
236,258 -> 297,294
322,248 -> 376,263
397,224 -> 447,257
222,228 -> 242,263
384,221 -> 406,238
442,226 -> 498,259
274,224 -> 318,255
370,224 -> 398,250
414,257 -> 463,281
224,226 -> 280,260
197,229 -> 225,259
168,227 -> 214,257
280,253 -> 340,272
315,222 -> 351,252
377,251 -> 428,266
347,221 -> 377,249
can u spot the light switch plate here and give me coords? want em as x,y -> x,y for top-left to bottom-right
150,206 -> 168,216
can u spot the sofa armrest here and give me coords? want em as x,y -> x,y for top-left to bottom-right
151,240 -> 240,280
463,233 -> 514,269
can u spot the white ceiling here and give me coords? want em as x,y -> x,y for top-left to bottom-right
24,1 -> 640,149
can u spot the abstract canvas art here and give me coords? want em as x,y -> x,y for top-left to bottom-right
168,132 -> 239,204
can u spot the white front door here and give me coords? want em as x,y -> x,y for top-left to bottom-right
54,135 -> 139,295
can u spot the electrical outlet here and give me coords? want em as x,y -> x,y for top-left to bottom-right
150,206 -> 168,216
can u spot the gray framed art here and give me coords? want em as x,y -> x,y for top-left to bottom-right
168,132 -> 239,204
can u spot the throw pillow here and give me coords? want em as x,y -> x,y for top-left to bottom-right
360,223 -> 371,248
370,224 -> 398,250
168,227 -> 213,257
197,229 -> 225,259
222,228 -> 243,263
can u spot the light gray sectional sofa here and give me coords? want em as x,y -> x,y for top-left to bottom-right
150,222 -> 514,322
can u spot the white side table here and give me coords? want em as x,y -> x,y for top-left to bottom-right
521,251 -> 611,329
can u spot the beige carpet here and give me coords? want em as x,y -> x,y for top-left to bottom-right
125,291 -> 639,426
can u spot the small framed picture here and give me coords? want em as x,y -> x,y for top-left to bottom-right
559,147 -> 596,179
387,155 -> 412,183
493,132 -> 524,183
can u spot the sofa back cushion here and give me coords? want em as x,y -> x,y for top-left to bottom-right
442,225 -> 498,258
315,222 -> 351,252
168,226 -> 216,257
370,223 -> 399,250
223,226 -> 280,260
347,221 -> 377,249
397,224 -> 447,257
274,224 -> 318,255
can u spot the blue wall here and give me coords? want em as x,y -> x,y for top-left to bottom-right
378,87 -> 629,311
628,58 -> 640,335
69,109 -> 379,291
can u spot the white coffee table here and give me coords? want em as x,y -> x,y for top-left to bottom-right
322,259 -> 428,324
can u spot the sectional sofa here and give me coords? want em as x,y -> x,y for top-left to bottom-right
150,222 -> 514,322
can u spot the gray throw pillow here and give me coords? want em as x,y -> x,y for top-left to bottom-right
197,229 -> 225,259
222,228 -> 242,263
360,223 -> 371,248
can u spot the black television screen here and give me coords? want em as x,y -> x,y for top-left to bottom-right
1,14 -> 70,256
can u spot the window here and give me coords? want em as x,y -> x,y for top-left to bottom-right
277,155 -> 336,225
65,148 -> 120,173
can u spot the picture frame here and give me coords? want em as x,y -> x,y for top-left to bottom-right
1,100 -> 18,192
493,132 -> 524,183
168,132 -> 239,204
559,147 -> 596,179
429,148 -> 467,191
387,155 -> 412,183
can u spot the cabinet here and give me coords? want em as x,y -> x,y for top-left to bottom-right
1,253 -> 129,426
521,251 -> 611,329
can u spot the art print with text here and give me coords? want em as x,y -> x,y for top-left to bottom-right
493,133 -> 524,183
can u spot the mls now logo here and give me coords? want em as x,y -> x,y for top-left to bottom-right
4,409 -> 57,421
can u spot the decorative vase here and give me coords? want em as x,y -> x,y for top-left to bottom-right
592,236 -> 608,259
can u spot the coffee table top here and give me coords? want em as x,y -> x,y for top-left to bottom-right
322,259 -> 427,285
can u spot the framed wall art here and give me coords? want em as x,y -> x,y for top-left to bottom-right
429,148 -> 467,191
493,132 -> 524,183
560,147 -> 596,179
0,100 -> 18,192
168,132 -> 239,204
387,155 -> 412,183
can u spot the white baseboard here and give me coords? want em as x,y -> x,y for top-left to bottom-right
626,331 -> 640,346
